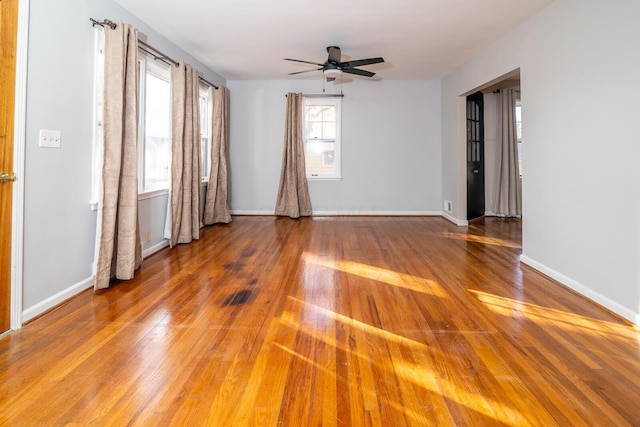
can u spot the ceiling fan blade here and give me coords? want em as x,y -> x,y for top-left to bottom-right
284,58 -> 324,66
342,67 -> 375,78
288,67 -> 323,75
341,57 -> 385,68
327,46 -> 341,64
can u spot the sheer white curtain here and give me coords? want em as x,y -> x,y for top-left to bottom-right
204,85 -> 232,225
275,93 -> 312,218
168,62 -> 201,246
93,20 -> 141,290
494,88 -> 522,217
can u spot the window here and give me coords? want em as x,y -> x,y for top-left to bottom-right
199,84 -> 212,182
91,27 -> 105,208
138,55 -> 171,193
303,97 -> 341,180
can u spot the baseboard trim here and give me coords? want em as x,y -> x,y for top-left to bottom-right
232,210 -> 469,225
22,276 -> 94,323
143,240 -> 170,258
441,212 -> 469,226
231,210 -> 273,215
231,210 -> 442,217
520,254 -> 639,325
312,210 -> 441,216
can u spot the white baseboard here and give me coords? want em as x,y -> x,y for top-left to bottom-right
312,210 -> 441,216
143,240 -> 170,258
231,210 -> 443,217
520,254 -> 639,325
230,210 -> 273,215
441,212 -> 469,226
22,276 -> 94,323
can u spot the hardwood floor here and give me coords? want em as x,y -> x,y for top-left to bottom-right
1,216 -> 639,426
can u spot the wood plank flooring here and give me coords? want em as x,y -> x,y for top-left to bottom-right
1,216 -> 639,426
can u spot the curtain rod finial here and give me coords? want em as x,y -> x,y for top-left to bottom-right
89,18 -> 117,29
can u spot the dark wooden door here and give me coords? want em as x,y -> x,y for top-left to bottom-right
466,91 -> 484,221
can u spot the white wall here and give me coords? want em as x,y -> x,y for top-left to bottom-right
21,0 -> 225,319
441,0 -> 640,323
227,79 -> 442,215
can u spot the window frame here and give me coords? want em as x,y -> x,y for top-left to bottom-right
303,96 -> 342,181
516,98 -> 522,177
91,27 -> 105,209
137,53 -> 172,195
199,84 -> 212,183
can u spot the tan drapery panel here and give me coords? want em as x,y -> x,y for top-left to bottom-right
94,20 -> 142,290
494,88 -> 522,217
203,85 -> 232,224
275,93 -> 312,218
169,62 -> 201,246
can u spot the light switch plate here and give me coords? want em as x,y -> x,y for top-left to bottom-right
39,129 -> 61,148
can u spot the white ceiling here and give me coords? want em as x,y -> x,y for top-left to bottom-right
114,0 -> 553,81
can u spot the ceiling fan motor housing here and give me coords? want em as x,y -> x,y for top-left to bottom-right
327,46 -> 341,65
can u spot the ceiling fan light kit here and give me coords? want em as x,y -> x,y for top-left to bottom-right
323,68 -> 343,76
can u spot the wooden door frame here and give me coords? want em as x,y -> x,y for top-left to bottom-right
5,0 -> 29,330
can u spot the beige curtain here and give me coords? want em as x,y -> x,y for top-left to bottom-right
494,88 -> 522,217
94,20 -> 142,290
275,93 -> 312,218
203,85 -> 232,224
169,62 -> 201,246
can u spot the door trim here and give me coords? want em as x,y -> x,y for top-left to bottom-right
10,0 -> 29,330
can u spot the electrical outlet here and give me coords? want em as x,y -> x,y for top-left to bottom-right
145,231 -> 151,243
39,129 -> 61,148
444,200 -> 453,213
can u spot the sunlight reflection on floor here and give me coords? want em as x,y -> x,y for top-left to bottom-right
303,253 -> 447,297
439,232 -> 521,249
278,296 -> 527,426
470,290 -> 639,340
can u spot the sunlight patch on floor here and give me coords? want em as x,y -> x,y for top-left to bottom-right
273,342 -> 432,425
279,296 -> 527,426
470,290 -> 638,340
304,253 -> 447,297
440,232 -> 521,249
286,296 -> 429,351
395,362 -> 528,426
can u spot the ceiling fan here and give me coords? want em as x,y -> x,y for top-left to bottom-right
285,46 -> 384,81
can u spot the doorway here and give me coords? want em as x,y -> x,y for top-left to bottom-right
466,91 -> 484,221
463,69 -> 522,223
0,0 -> 20,333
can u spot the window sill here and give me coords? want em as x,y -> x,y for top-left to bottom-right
307,177 -> 343,182
136,182 -> 208,201
139,188 -> 169,201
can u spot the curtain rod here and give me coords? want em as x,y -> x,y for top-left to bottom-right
286,93 -> 344,98
90,18 -> 219,90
